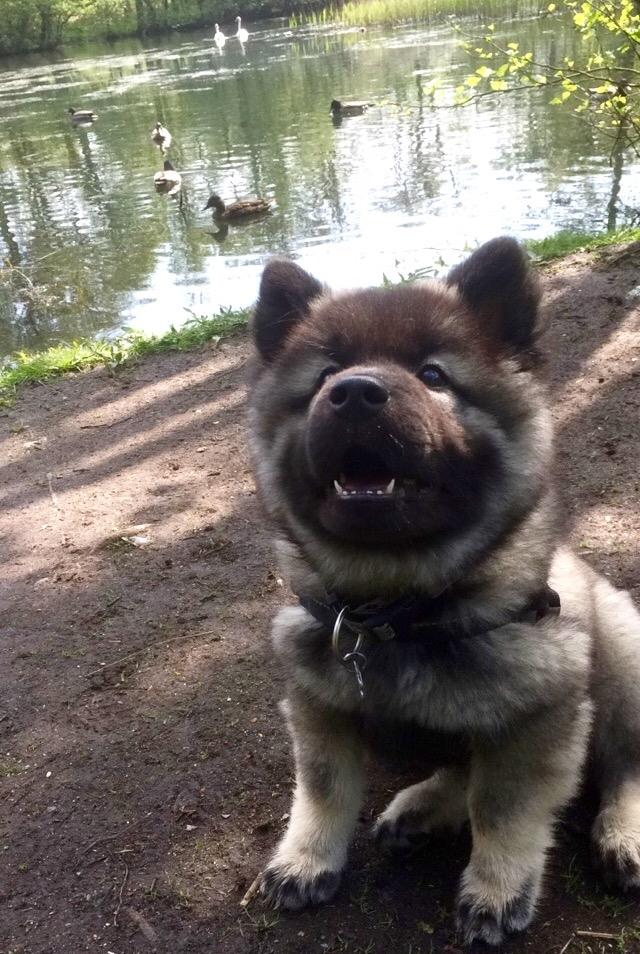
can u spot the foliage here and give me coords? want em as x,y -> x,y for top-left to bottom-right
0,308 -> 249,402
448,1 -> 640,154
525,225 -> 640,258
0,0 -> 306,54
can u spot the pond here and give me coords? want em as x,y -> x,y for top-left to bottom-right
0,8 -> 638,356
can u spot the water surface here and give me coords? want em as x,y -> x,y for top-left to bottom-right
0,13 -> 638,354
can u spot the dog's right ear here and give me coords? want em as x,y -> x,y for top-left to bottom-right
252,259 -> 323,360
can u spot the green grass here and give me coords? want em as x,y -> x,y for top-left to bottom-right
525,227 -> 640,262
563,854 -> 633,917
0,307 -> 249,404
291,0 -> 519,27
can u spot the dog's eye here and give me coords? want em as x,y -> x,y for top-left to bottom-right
316,366 -> 340,389
419,364 -> 447,388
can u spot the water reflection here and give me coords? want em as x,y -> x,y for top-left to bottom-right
0,14 -> 638,354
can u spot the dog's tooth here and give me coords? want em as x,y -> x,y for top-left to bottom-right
334,479 -> 344,496
385,478 -> 396,494
376,490 -> 383,495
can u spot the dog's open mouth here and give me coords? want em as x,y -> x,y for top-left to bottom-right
331,448 -> 428,499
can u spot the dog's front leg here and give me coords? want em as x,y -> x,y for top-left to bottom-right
261,694 -> 364,910
457,698 -> 592,947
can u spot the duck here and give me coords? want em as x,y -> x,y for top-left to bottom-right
330,99 -> 371,117
203,193 -> 270,220
154,160 -> 182,196
150,121 -> 172,151
235,16 -> 249,42
68,107 -> 97,124
214,23 -> 226,47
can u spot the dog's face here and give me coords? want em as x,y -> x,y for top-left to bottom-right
249,239 -> 553,592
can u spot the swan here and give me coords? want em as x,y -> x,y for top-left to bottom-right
235,16 -> 249,42
214,23 -> 226,48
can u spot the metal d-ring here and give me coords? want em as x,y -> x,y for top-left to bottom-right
332,606 -> 368,699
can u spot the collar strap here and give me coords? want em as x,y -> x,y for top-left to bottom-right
298,585 -> 560,645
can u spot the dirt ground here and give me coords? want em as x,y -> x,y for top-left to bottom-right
1,245 -> 639,954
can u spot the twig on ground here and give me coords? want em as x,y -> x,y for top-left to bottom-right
575,931 -> 620,940
113,861 -> 129,926
81,829 -> 129,856
46,472 -> 60,510
84,629 -> 221,680
82,595 -> 122,625
125,906 -> 159,947
558,937 -> 574,954
240,871 -> 263,908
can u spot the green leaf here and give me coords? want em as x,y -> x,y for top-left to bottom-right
490,79 -> 508,91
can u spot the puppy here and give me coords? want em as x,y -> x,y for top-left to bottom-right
247,238 -> 640,946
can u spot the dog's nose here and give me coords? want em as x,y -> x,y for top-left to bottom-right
328,375 -> 389,420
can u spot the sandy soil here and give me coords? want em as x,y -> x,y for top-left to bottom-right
1,245 -> 639,954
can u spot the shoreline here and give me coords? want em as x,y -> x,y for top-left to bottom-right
1,228 -> 638,403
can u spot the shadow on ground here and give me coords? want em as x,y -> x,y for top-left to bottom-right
0,247 -> 639,954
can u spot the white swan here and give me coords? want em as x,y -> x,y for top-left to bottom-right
235,16 -> 249,42
214,23 -> 226,47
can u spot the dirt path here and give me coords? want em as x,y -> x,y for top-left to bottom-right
1,247 -> 639,954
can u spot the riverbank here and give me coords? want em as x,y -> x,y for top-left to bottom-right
0,0 -> 518,55
1,243 -> 639,954
2,229 -> 638,404
0,0 -> 309,57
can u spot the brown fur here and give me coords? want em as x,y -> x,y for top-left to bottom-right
247,240 -> 640,947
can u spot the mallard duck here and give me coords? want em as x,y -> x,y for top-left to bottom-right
214,23 -> 226,47
68,107 -> 97,124
203,193 -> 270,220
235,16 -> 249,42
154,160 -> 182,196
330,99 -> 370,117
150,121 -> 172,151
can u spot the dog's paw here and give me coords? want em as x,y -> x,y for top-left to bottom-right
456,873 -> 537,947
260,863 -> 341,910
372,808 -> 427,849
373,771 -> 468,849
592,811 -> 640,892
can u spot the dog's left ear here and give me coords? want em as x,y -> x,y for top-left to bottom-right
447,237 -> 541,356
252,258 -> 324,360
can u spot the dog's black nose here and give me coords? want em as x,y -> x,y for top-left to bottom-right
329,375 -> 389,420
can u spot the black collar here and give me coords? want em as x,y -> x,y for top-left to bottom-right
298,585 -> 561,645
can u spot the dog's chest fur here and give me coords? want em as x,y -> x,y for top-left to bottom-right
273,600 -> 587,741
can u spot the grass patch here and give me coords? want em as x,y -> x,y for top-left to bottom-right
291,0 -> 520,27
526,227 -> 640,262
563,854 -> 632,917
0,307 -> 249,404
